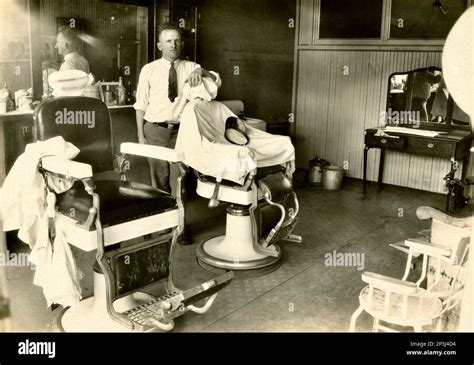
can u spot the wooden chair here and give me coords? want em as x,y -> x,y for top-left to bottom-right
350,206 -> 470,332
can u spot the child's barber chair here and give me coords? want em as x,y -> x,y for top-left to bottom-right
34,97 -> 233,332
195,101 -> 302,276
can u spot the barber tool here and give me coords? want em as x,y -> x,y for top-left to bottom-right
225,116 -> 249,146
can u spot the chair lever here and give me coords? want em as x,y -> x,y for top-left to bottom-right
208,177 -> 222,208
76,207 -> 97,230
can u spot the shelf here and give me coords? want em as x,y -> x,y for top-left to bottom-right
0,59 -> 30,63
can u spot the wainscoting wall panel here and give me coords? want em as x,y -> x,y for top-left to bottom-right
293,49 -> 465,194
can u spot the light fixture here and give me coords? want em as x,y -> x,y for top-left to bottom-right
432,0 -> 448,15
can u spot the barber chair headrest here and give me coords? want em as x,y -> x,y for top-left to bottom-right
34,96 -> 114,173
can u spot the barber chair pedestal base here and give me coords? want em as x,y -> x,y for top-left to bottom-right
53,270 -> 155,332
196,206 -> 281,277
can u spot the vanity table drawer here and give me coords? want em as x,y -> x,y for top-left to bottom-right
408,138 -> 454,158
365,134 -> 407,149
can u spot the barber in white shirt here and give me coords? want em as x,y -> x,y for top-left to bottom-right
134,22 -> 221,191
134,22 -> 221,244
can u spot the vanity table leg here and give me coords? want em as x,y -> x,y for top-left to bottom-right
363,146 -> 369,197
378,149 -> 386,193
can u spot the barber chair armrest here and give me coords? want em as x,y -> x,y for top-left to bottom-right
120,142 -> 184,163
416,206 -> 471,228
39,156 -> 93,179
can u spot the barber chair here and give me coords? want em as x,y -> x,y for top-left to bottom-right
34,96 -> 233,332
195,101 -> 302,276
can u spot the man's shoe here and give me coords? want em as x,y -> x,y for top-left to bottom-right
177,231 -> 193,246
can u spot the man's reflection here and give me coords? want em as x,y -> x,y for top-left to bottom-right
431,77 -> 449,123
407,69 -> 442,121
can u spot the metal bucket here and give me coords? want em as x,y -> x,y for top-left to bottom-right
308,158 -> 330,185
322,165 -> 344,190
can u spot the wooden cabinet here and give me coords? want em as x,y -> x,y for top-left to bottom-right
363,128 -> 472,208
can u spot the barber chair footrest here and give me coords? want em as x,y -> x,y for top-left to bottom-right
122,271 -> 234,331
53,271 -> 233,332
53,292 -> 156,332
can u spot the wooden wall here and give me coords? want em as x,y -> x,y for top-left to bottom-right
197,0 -> 296,125
293,0 -> 472,193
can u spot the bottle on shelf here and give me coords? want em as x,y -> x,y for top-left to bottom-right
104,84 -> 114,105
117,76 -> 126,106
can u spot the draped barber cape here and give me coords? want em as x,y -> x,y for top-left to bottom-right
175,99 -> 295,185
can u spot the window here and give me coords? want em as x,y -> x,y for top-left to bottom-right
390,0 -> 467,39
319,0 -> 383,39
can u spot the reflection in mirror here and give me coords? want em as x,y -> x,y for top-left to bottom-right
388,74 -> 408,116
386,67 -> 471,130
430,76 -> 448,123
406,68 -> 442,123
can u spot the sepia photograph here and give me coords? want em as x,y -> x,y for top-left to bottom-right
0,0 -> 473,359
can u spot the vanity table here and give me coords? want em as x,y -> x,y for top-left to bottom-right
362,67 -> 472,210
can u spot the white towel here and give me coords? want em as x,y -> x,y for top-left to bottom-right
183,76 -> 218,101
1,136 -> 79,244
0,136 -> 83,307
171,76 -> 219,121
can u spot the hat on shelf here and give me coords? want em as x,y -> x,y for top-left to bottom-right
48,70 -> 93,96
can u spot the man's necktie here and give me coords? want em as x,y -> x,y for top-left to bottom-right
168,62 -> 178,102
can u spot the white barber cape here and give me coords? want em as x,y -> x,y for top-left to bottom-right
175,79 -> 295,184
0,136 -> 83,308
